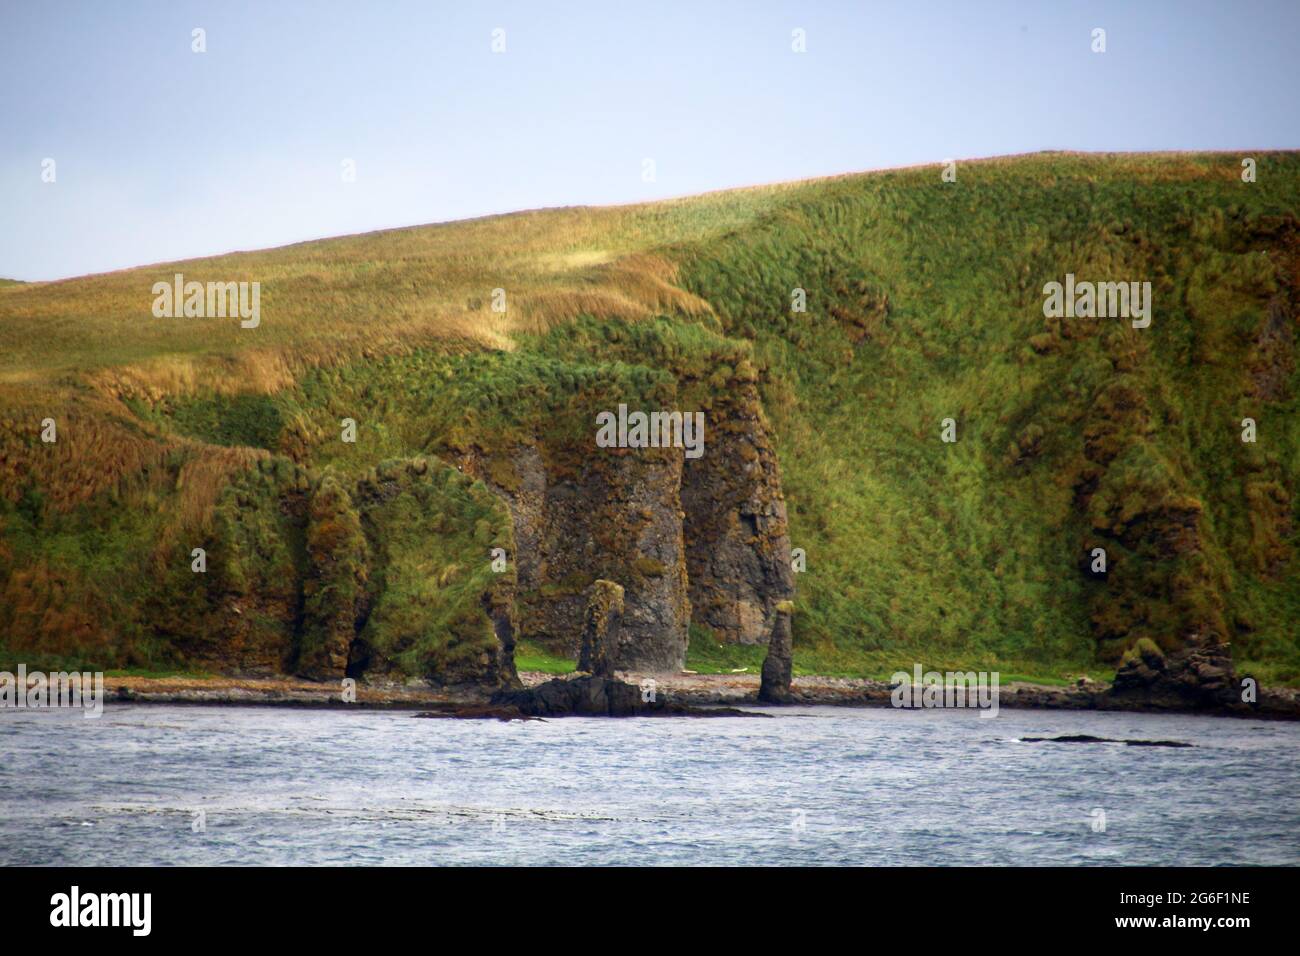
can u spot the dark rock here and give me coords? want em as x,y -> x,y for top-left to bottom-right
489,674 -> 764,718
459,442 -> 691,672
682,362 -> 796,647
481,578 -> 521,689
491,675 -> 649,716
414,705 -> 542,722
1109,636 -> 1242,711
1020,734 -> 1192,748
456,356 -> 796,675
758,600 -> 795,703
577,580 -> 624,677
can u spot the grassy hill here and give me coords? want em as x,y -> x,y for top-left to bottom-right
2,151 -> 1297,685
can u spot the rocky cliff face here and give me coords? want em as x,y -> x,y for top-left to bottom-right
578,579 -> 624,677
457,438 -> 691,672
453,357 -> 795,674
1067,216 -> 1299,703
179,457 -> 313,674
682,360 -> 795,646
297,474 -> 370,679
1075,376 -> 1228,662
16,339 -> 798,687
164,456 -> 519,688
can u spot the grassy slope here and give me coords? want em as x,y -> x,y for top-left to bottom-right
673,153 -> 1299,683
1,152 -> 1296,683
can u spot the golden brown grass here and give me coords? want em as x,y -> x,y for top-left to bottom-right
3,150 -> 1298,684
0,188 -> 793,404
0,186 -> 799,526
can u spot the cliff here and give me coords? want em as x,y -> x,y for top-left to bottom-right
1,152 -> 1298,703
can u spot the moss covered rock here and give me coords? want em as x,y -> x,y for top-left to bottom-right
350,457 -> 517,687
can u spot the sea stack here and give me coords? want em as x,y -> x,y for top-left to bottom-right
759,600 -> 795,703
578,580 -> 625,677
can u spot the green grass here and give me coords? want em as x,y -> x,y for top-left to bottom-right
684,626 -> 1097,684
671,152 -> 1300,684
352,458 -> 515,683
168,393 -> 285,450
2,152 -> 1298,685
100,667 -> 217,679
0,647 -> 212,679
685,626 -> 770,674
514,639 -> 576,675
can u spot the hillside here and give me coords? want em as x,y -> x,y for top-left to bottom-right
1,151 -> 1297,693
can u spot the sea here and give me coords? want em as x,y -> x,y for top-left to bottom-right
2,703 -> 1297,865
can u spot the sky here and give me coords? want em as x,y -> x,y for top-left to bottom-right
2,0 -> 1298,281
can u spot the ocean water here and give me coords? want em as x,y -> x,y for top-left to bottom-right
2,703 -> 1297,866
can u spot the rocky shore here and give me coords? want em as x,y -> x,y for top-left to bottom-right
99,670 -> 1300,719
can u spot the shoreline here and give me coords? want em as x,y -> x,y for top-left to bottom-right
83,671 -> 1300,720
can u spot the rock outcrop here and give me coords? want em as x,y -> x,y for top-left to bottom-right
179,457 -> 313,675
460,439 -> 691,673
487,673 -> 759,718
1109,635 -> 1239,709
758,600 -> 795,703
578,580 -> 624,676
169,455 -> 519,688
1074,372 -> 1233,691
491,674 -> 652,716
682,361 -> 795,645
456,357 -> 796,675
348,457 -> 518,688
296,475 -> 370,679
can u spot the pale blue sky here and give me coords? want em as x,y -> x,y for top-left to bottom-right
2,0 -> 1298,280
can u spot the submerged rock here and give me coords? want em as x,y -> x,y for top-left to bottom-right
414,705 -> 544,722
1020,734 -> 1192,748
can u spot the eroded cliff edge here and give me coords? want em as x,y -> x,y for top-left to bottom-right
47,325 -> 801,688
449,348 -> 796,674
161,454 -> 521,688
5,154 -> 1299,709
